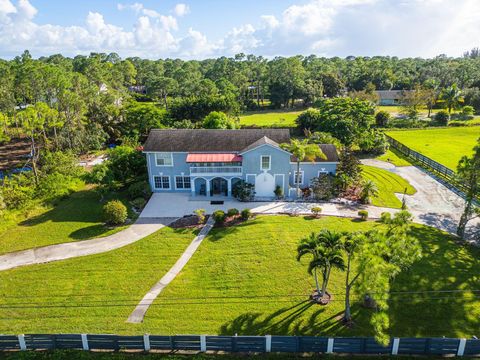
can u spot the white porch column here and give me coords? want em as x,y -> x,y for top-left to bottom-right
190,177 -> 196,196
227,179 -> 232,197
206,178 -> 211,196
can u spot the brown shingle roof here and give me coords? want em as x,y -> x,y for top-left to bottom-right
143,129 -> 339,162
143,129 -> 291,152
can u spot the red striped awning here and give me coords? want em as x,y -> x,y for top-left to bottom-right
186,153 -> 242,162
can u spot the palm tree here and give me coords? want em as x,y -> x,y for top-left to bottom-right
297,230 -> 345,298
282,139 -> 326,198
439,84 -> 464,119
359,179 -> 378,204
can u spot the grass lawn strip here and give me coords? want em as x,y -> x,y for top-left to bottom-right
239,110 -> 302,127
0,184 -> 134,255
386,127 -> 479,170
0,216 -> 478,338
375,149 -> 411,167
361,165 -> 416,208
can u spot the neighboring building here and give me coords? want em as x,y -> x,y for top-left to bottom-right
376,90 -> 414,105
143,129 -> 339,199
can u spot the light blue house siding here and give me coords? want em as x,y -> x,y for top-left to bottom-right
145,145 -> 338,199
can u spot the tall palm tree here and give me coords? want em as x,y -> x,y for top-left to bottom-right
282,138 -> 326,198
439,84 -> 464,119
297,230 -> 345,298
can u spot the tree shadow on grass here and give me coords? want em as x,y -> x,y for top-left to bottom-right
388,225 -> 480,337
218,300 -> 370,336
17,189 -> 132,241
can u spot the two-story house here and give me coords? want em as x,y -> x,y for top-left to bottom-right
143,129 -> 339,199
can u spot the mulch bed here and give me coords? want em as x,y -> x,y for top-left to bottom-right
310,289 -> 333,305
169,215 -> 206,229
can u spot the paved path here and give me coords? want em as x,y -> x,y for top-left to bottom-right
0,217 -> 176,271
362,159 -> 478,236
127,216 -> 215,323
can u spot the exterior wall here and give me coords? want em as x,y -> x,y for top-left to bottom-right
241,144 -> 291,197
289,162 -> 338,187
379,99 -> 398,106
146,152 -> 190,192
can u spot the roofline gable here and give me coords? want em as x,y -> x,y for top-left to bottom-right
239,142 -> 292,156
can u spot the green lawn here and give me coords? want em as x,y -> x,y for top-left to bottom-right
361,165 -> 416,208
1,216 -> 478,338
0,186 -> 134,255
375,149 -> 411,167
239,110 -> 302,127
386,127 -> 479,170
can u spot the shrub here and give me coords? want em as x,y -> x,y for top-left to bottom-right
193,208 -> 206,223
131,197 -> 146,210
358,210 -> 368,221
241,208 -> 252,220
311,206 -> 322,217
127,181 -> 151,200
203,111 -> 236,129
461,105 -> 475,116
310,174 -> 336,201
227,208 -> 239,217
212,210 -> 226,224
274,185 -> 284,199
103,200 -> 128,225
435,110 -> 449,125
375,111 -> 391,127
380,212 -> 391,223
232,180 -> 255,202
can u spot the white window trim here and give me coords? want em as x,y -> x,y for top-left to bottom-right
155,153 -> 174,167
294,170 -> 304,185
153,175 -> 171,190
175,175 -> 191,190
260,155 -> 271,171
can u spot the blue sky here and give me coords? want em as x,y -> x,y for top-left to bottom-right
0,0 -> 479,59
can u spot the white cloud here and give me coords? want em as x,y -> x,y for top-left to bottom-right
173,3 -> 189,17
0,0 -> 479,59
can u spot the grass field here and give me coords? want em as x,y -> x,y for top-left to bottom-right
375,149 -> 411,167
239,110 -> 302,127
0,186 -> 134,255
1,216 -> 478,338
361,165 -> 416,208
386,127 -> 479,170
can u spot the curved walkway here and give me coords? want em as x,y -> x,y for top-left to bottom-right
0,217 -> 176,271
127,216 -> 215,323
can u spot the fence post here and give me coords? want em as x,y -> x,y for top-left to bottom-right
326,338 -> 334,353
391,338 -> 400,355
143,334 -> 150,352
18,334 -> 26,351
200,335 -> 206,352
457,338 -> 466,356
81,334 -> 89,351
265,335 -> 271,352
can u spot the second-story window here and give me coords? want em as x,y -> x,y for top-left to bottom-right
156,153 -> 173,166
261,155 -> 271,170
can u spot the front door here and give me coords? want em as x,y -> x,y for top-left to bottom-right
211,178 -> 228,196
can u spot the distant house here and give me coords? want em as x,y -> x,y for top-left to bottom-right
143,129 -> 339,199
128,85 -> 147,94
376,90 -> 414,106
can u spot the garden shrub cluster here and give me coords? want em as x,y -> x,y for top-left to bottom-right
103,200 -> 128,225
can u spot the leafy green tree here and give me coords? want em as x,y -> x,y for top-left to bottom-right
341,211 -> 421,344
122,102 -> 166,140
146,76 -> 178,109
281,139 -> 325,198
456,138 -> 480,239
202,111 -> 236,129
375,110 -> 390,127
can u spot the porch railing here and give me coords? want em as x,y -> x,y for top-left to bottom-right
190,166 -> 242,175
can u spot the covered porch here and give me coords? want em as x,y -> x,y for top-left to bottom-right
191,176 -> 242,198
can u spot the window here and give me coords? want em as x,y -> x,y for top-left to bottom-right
175,176 -> 191,189
318,170 -> 329,177
294,171 -> 304,185
155,153 -> 173,166
153,176 -> 170,189
260,155 -> 271,170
